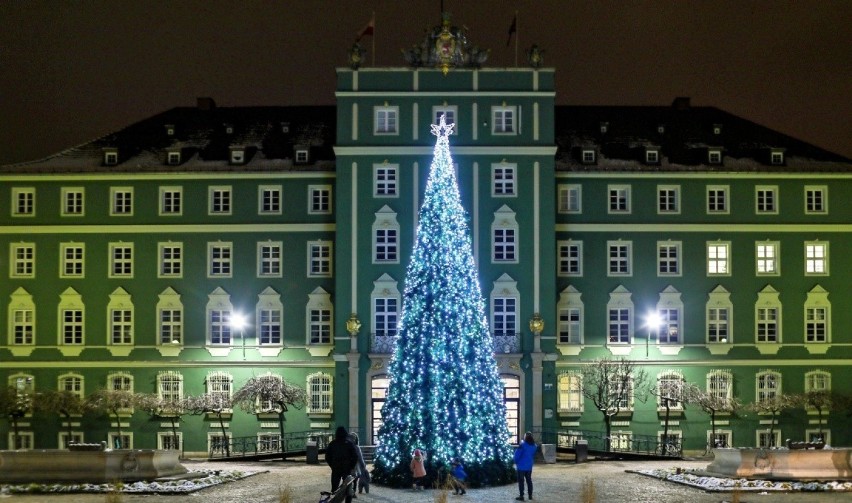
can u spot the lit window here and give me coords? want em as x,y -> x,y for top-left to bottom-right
157,371 -> 183,405
805,242 -> 828,275
558,373 -> 583,413
492,106 -> 518,134
707,242 -> 730,276
756,242 -> 779,275
707,371 -> 733,403
656,372 -> 684,410
757,371 -> 781,402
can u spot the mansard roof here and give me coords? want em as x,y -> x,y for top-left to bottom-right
1,100 -> 336,174
554,99 -> 851,172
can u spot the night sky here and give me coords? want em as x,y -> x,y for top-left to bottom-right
1,1 -> 850,165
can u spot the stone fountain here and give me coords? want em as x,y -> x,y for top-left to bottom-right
704,443 -> 852,481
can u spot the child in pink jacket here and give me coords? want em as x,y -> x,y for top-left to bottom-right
410,449 -> 427,490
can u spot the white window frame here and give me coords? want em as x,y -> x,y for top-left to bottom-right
707,241 -> 731,276
207,288 -> 234,346
433,105 -> 458,134
804,286 -> 830,344
804,185 -> 827,214
646,149 -> 660,164
655,286 -> 683,345
207,242 -> 233,278
308,185 -> 332,214
557,372 -> 583,413
295,149 -> 309,163
492,162 -> 517,197
58,373 -> 84,400
581,149 -> 596,164
104,151 -> 118,165
708,149 -> 722,164
490,274 -> 520,340
373,206 -> 400,264
167,151 -> 181,165
61,187 -> 85,217
557,286 -> 583,345
307,372 -> 333,414
158,431 -> 183,451
492,105 -> 518,135
158,242 -> 183,278
805,241 -> 828,275
374,163 -> 399,197
209,186 -> 232,215
159,186 -> 183,216
755,185 -> 778,214
107,288 -> 134,345
371,275 -> 401,347
10,243 -> 35,278
257,241 -> 282,278
258,185 -> 282,215
110,187 -> 133,216
307,241 -> 333,277
657,241 -> 681,277
755,286 -> 782,344
656,371 -> 684,411
707,370 -> 733,403
607,241 -> 632,277
157,287 -> 183,345
706,185 -> 729,214
492,206 -> 519,263
307,288 -> 333,346
557,240 -> 582,277
770,150 -> 785,165
230,148 -> 245,165
606,286 -> 633,345
608,185 -> 631,214
558,184 -> 581,214
12,188 -> 36,217
257,289 -> 283,346
9,432 -> 34,450
706,286 -> 733,344
157,371 -> 183,406
205,371 -> 233,411
9,288 -> 35,346
756,370 -> 782,404
657,185 -> 680,214
59,243 -> 85,278
756,241 -> 780,276
108,243 -> 133,278
374,106 -> 399,135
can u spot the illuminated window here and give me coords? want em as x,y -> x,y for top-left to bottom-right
805,242 -> 828,275
374,106 -> 399,134
707,242 -> 730,276
756,242 -> 779,275
558,373 -> 583,413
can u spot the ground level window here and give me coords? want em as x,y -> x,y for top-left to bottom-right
502,375 -> 520,444
158,432 -> 182,450
258,433 -> 281,453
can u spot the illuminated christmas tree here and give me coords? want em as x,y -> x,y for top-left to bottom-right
371,116 -> 514,487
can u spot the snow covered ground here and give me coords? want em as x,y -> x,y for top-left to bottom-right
0,469 -> 262,495
633,467 -> 852,493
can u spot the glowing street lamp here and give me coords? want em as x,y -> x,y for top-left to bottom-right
643,311 -> 663,359
231,312 -> 248,360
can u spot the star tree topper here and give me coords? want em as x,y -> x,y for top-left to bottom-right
431,114 -> 455,138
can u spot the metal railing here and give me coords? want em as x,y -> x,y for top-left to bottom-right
370,332 -> 521,354
533,428 -> 683,458
208,429 -> 335,459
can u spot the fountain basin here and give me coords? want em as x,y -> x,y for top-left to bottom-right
704,447 -> 852,481
0,449 -> 187,483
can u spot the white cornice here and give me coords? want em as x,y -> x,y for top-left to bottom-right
0,224 -> 335,234
0,172 -> 336,182
334,146 -> 558,156
556,223 -> 852,233
556,171 -> 852,179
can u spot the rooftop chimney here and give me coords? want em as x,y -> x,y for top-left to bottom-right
672,97 -> 691,110
197,97 -> 217,111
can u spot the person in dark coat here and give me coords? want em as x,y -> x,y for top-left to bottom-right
513,431 -> 537,501
325,426 -> 358,503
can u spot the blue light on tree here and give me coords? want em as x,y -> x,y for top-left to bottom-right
371,115 -> 514,487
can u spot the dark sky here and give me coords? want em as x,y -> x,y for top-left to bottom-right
1,1 -> 850,165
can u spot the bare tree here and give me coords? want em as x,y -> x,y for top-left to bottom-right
746,393 -> 799,447
0,385 -> 32,449
799,390 -> 832,442
579,357 -> 648,452
85,388 -> 136,448
182,392 -> 233,457
649,374 -> 690,454
684,384 -> 741,449
136,393 -> 187,451
232,374 -> 307,451
33,390 -> 85,446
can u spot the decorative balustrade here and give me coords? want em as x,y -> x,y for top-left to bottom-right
370,332 -> 521,354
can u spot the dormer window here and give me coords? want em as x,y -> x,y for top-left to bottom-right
165,124 -> 175,136
599,122 -> 609,134
770,150 -> 785,165
167,151 -> 181,166
104,149 -> 118,166
581,149 -> 596,164
295,149 -> 309,164
281,122 -> 290,134
657,125 -> 665,134
713,124 -> 723,135
224,124 -> 234,135
230,148 -> 245,165
708,149 -> 722,164
646,149 -> 660,164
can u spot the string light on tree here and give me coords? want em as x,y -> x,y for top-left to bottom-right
371,115 -> 514,487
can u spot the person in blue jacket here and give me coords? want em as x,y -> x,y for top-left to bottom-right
512,431 -> 537,501
449,457 -> 467,495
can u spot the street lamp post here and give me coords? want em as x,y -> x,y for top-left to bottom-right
231,312 -> 247,360
643,311 -> 662,359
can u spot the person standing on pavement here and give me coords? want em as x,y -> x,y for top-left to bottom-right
410,448 -> 427,490
325,426 -> 358,503
513,431 -> 537,501
349,432 -> 370,495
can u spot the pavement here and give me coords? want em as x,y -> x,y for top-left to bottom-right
3,456 -> 852,502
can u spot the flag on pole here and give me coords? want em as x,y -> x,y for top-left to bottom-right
357,13 -> 375,41
506,14 -> 517,47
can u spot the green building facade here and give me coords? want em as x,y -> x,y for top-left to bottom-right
2,20 -> 850,456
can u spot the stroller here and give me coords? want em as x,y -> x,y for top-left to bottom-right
319,475 -> 355,503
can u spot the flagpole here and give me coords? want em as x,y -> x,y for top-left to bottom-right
514,10 -> 519,67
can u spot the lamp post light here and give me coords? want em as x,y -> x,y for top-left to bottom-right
346,313 -> 361,352
529,312 -> 544,353
231,312 -> 247,360
643,311 -> 663,359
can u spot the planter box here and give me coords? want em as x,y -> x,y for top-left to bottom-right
0,449 -> 188,483
704,448 -> 852,481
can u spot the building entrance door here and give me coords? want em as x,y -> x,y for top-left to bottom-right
502,374 -> 520,444
371,375 -> 389,445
